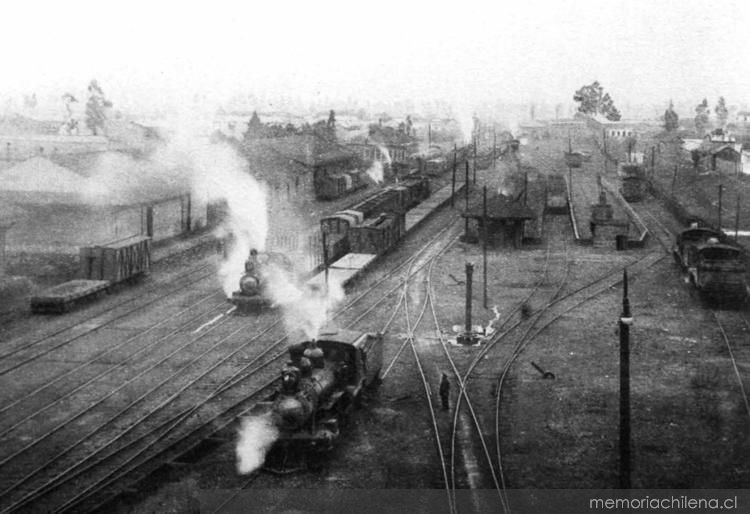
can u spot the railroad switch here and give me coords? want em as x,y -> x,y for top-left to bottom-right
531,361 -> 556,380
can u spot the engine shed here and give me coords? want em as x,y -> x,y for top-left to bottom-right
462,194 -> 536,248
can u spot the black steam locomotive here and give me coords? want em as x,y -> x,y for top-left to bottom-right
250,328 -> 383,472
230,249 -> 294,312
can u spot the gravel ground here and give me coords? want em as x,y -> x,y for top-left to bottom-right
78,140 -> 750,512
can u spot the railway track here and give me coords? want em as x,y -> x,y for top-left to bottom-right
0,262 -> 218,377
711,311 -> 750,417
2,206 -> 468,512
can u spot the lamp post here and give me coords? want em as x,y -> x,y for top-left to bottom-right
619,269 -> 633,489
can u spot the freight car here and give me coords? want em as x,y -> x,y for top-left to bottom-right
619,163 -> 646,202
673,226 -> 748,302
31,235 -> 152,314
315,169 -> 368,201
230,250 -> 294,312
320,177 -> 430,263
249,328 -> 383,472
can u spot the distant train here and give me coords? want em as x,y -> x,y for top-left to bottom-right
250,328 -> 383,472
619,163 -> 646,202
545,174 -> 568,214
230,250 -> 294,312
673,226 -> 749,302
320,175 -> 430,264
314,169 -> 369,201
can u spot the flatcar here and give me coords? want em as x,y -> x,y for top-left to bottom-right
673,227 -> 748,302
249,328 -> 383,472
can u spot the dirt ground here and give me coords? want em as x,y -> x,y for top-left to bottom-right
99,137 -> 749,512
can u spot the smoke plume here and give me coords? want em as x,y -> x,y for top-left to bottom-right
236,414 -> 279,475
263,262 -> 346,339
77,112 -> 269,298
365,160 -> 384,184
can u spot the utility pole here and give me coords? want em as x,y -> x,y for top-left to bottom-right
483,185 -> 488,309
619,269 -> 633,489
473,137 -> 477,184
464,161 -> 470,239
451,160 -> 457,208
321,230 -> 329,291
493,129 -> 497,164
718,184 -> 723,231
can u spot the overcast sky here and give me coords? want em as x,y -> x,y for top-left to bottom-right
3,0 -> 749,114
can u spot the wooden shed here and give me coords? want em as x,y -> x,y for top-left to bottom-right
463,195 -> 536,248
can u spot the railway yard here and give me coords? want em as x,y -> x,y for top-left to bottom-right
0,130 -> 749,514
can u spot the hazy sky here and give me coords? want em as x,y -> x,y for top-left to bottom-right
4,0 -> 750,113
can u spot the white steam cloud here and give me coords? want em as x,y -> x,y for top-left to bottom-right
377,144 -> 392,166
157,133 -> 268,297
236,413 -> 279,475
365,160 -> 384,184
78,110 -> 269,298
263,262 -> 346,339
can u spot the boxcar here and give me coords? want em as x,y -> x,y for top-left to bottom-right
80,235 -> 151,284
347,212 -> 405,255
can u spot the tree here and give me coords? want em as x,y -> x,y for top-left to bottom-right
574,81 -> 603,115
714,97 -> 728,128
573,81 -> 620,120
664,100 -> 679,131
694,98 -> 710,136
601,93 -> 621,121
85,79 -> 111,136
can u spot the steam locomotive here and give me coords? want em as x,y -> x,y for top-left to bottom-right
250,328 -> 383,472
673,226 -> 749,302
230,249 -> 294,312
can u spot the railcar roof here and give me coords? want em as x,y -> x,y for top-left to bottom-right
695,242 -> 744,254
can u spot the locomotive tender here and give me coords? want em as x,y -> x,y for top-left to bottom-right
250,328 -> 383,472
673,226 -> 749,302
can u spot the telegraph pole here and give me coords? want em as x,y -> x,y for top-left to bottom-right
321,230 -> 329,290
483,186 -> 488,309
718,184 -> 723,231
473,137 -> 477,184
464,161 -> 470,239
451,160 -> 457,208
619,269 -> 633,489
493,129 -> 497,164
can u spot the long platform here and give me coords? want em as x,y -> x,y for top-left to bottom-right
308,181 -> 466,288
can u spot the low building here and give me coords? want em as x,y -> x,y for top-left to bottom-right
462,194 -> 536,248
